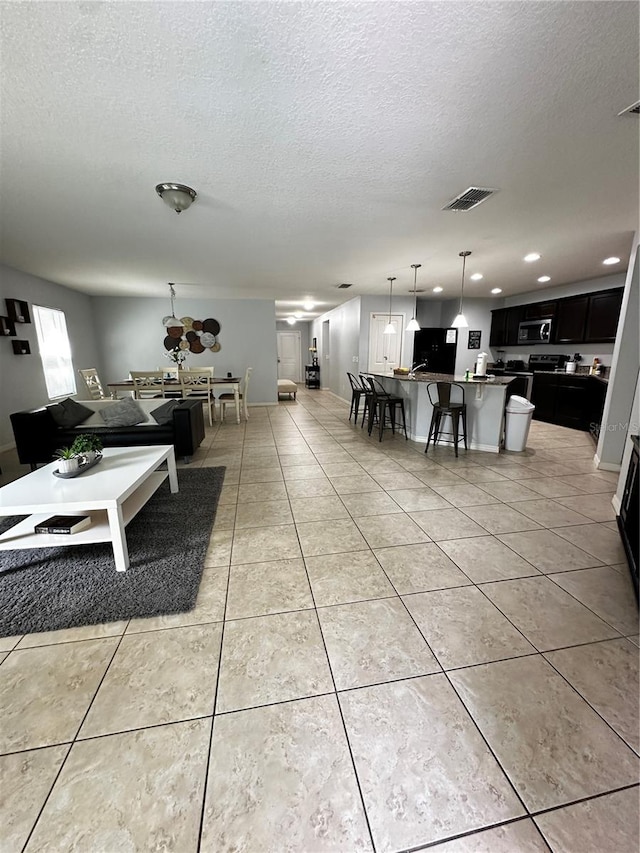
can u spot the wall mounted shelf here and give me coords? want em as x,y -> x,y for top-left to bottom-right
5,298 -> 31,324
0,316 -> 16,337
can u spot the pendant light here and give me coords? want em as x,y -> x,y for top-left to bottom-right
405,264 -> 422,332
162,282 -> 182,328
383,277 -> 396,334
451,251 -> 471,328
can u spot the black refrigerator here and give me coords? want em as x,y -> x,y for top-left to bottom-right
413,328 -> 457,374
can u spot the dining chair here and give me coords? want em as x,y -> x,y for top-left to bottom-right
219,367 -> 252,422
130,371 -> 166,399
180,369 -> 215,426
78,368 -> 110,400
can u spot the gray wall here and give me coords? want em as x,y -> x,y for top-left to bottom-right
310,298 -> 362,401
92,295 -> 278,405
0,264 -> 102,448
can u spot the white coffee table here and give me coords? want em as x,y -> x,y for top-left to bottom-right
0,445 -> 178,572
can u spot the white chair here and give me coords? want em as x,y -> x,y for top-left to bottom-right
219,367 -> 252,422
180,369 -> 215,426
130,371 -> 166,399
79,368 -> 110,400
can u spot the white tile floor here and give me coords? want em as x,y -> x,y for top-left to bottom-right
0,389 -> 638,852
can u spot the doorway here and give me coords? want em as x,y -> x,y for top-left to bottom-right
276,331 -> 302,382
368,313 -> 404,374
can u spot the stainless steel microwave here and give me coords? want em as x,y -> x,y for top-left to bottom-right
518,318 -> 552,344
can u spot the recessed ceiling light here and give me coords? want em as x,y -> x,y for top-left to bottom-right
602,256 -> 621,265
302,300 -> 315,311
433,286 -> 443,293
470,273 -> 483,281
491,288 -> 502,294
286,316 -> 296,325
537,275 -> 551,283
524,253 -> 541,262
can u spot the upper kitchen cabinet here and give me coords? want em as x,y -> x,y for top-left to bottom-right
523,300 -> 557,320
584,288 -> 624,343
489,306 -> 523,347
554,295 -> 589,343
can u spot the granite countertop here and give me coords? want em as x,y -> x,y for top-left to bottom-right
374,371 -> 513,387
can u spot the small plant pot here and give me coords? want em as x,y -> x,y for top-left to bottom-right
57,457 -> 80,474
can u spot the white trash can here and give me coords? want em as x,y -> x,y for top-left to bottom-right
504,395 -> 535,451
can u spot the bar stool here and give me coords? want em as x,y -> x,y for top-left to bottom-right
363,376 -> 408,442
425,382 -> 468,457
347,372 -> 366,423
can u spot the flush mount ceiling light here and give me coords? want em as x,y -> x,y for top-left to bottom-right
286,316 -> 297,325
451,251 -> 471,329
491,288 -> 502,294
405,264 -> 422,332
302,300 -> 315,311
433,286 -> 443,293
162,282 -> 183,328
537,275 -> 551,283
470,273 -> 483,281
524,252 -> 541,262
383,277 -> 396,335
155,183 -> 198,213
603,256 -> 621,265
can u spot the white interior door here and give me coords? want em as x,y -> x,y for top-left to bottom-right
368,313 -> 404,374
277,331 -> 301,381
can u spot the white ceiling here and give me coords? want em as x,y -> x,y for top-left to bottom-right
1,1 -> 638,320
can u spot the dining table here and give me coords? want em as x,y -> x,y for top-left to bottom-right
106,377 -> 243,423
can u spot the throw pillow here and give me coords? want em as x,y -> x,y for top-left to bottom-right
99,397 -> 147,427
49,397 -> 94,428
150,400 -> 180,425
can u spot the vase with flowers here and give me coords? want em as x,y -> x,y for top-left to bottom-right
164,347 -> 188,370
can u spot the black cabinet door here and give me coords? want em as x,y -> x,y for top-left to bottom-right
585,289 -> 624,342
554,295 -> 589,343
505,306 -> 524,345
523,300 -> 557,320
489,309 -> 508,347
585,376 -> 607,441
531,374 -> 556,421
554,381 -> 587,429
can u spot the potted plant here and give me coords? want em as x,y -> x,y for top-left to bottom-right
54,446 -> 80,474
70,434 -> 103,464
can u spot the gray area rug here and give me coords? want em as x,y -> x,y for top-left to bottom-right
0,467 -> 225,637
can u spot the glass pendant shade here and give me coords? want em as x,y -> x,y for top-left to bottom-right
383,321 -> 396,335
451,312 -> 468,328
405,317 -> 420,332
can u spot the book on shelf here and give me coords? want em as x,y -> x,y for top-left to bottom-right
34,515 -> 91,535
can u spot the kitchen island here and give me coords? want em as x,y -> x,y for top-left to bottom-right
371,372 -> 518,453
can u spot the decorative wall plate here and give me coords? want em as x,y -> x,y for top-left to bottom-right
200,331 -> 216,347
168,326 -> 183,339
190,340 -> 205,353
192,320 -> 203,331
211,342 -> 221,352
178,339 -> 190,350
164,335 -> 177,350
180,316 -> 194,330
203,318 -> 221,335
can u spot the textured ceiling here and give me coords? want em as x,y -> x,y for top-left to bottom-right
0,1 -> 638,319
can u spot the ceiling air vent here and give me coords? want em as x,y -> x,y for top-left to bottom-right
442,187 -> 497,212
618,100 -> 640,115
337,283 -> 353,289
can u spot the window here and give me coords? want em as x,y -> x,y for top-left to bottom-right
33,305 -> 77,399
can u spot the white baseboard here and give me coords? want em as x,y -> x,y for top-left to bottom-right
593,452 -> 621,473
611,494 -> 622,515
0,441 -> 16,454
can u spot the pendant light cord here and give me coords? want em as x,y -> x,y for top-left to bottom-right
458,251 -> 471,313
387,277 -> 396,322
411,263 -> 421,318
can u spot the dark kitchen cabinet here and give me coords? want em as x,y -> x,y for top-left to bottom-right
523,300 -> 557,320
585,289 -> 624,343
554,295 -> 589,343
490,306 -> 522,347
531,373 -> 588,429
585,376 -> 608,442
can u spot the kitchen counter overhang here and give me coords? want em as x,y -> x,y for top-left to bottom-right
371,371 -> 516,453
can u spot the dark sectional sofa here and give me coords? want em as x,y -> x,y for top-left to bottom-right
10,398 -> 206,469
